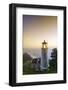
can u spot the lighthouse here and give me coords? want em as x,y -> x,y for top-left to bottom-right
41,40 -> 48,70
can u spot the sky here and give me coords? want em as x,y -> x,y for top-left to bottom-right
23,15 -> 57,48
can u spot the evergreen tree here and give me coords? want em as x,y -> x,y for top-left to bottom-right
49,48 -> 57,72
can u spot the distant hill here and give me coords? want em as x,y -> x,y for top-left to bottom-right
23,53 -> 32,63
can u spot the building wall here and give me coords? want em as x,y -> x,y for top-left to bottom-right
41,48 -> 48,70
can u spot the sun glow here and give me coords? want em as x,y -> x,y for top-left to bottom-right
23,15 -> 57,49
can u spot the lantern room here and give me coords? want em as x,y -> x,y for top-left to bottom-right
42,40 -> 48,48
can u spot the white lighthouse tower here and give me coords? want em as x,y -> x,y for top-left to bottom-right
41,40 -> 48,70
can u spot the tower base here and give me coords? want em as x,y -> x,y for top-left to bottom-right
40,66 -> 48,71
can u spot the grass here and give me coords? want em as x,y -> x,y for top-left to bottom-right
23,60 -> 57,75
